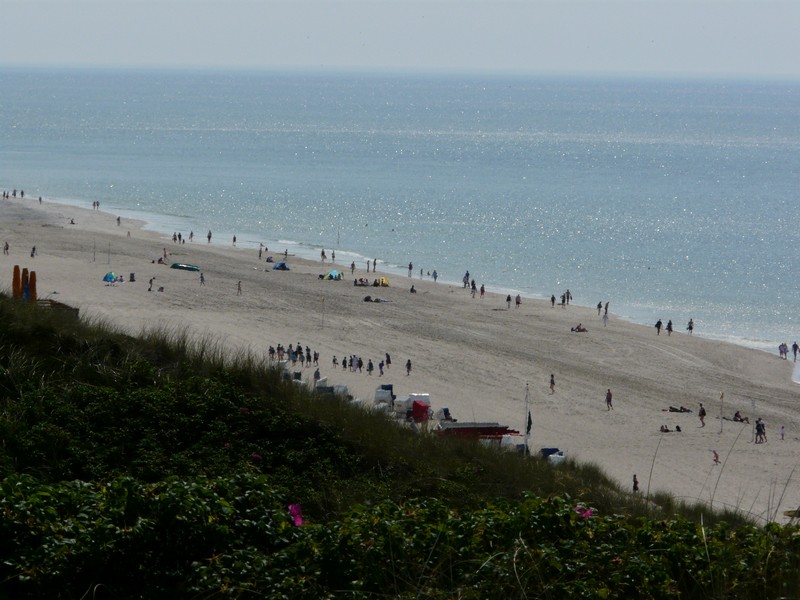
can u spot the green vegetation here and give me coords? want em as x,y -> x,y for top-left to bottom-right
0,295 -> 799,598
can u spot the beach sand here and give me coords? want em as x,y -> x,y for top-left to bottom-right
3,197 -> 799,522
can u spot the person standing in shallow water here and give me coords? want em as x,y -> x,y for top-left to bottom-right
207,230 -> 212,243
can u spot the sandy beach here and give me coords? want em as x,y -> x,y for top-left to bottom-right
2,197 -> 799,522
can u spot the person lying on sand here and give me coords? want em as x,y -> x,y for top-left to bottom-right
666,406 -> 692,413
571,324 -> 588,332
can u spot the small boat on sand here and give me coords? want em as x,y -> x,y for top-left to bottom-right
170,263 -> 201,272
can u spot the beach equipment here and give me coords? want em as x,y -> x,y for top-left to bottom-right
323,269 -> 342,280
170,263 -> 201,271
272,261 -> 290,271
28,271 -> 37,301
103,272 -> 116,283
12,265 -> 21,299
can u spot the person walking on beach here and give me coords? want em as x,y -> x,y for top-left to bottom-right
551,294 -> 556,307
515,294 -> 521,308
207,230 -> 212,243
550,374 -> 555,394
666,320 -> 673,336
687,318 -> 694,335
406,359 -> 412,376
655,319 -> 663,335
373,259 -> 377,272
3,241 -> 8,255
432,270 -> 438,282
597,302 -> 603,316
385,353 -> 391,370
506,294 -> 512,309
698,403 -> 706,427
471,280 -> 477,298
480,284 -> 485,298
350,261 -> 355,275
236,281 -> 242,296
200,272 -> 205,286
602,312 -> 609,327
632,474 -> 639,493
793,342 -> 799,362
408,262 -> 413,277
712,450 -> 721,465
606,389 -> 613,411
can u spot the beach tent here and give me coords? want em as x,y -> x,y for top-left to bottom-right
323,269 -> 342,280
272,261 -> 290,271
377,276 -> 389,287
103,272 -> 116,283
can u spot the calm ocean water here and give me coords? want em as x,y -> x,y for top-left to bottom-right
2,68 -> 800,354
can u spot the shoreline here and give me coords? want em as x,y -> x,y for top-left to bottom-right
15,192 -> 790,356
2,195 -> 800,522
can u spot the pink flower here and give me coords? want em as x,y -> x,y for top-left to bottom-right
575,505 -> 593,519
288,503 -> 304,526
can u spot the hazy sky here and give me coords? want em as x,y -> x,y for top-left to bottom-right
4,0 -> 799,79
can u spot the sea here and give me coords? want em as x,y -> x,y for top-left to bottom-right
2,67 -> 800,357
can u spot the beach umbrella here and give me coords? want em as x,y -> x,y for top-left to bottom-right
28,271 -> 37,302
12,265 -> 20,299
21,268 -> 29,301
103,272 -> 116,283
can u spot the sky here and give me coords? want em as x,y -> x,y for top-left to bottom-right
4,0 -> 800,80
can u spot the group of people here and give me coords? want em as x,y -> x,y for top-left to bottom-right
778,342 -> 798,361
3,189 -> 25,199
558,289 -> 573,308
267,344 -> 413,381
268,343 -> 321,368
655,318 -> 694,336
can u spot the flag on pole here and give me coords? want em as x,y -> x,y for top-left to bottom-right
526,411 -> 532,435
